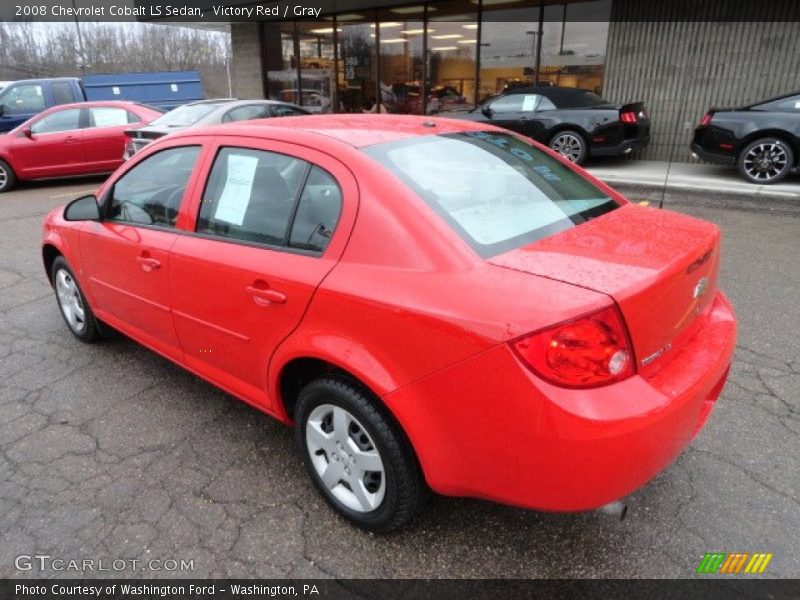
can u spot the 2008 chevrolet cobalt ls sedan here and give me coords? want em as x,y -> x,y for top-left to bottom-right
42,115 -> 736,532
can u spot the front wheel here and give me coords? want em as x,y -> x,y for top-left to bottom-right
295,377 -> 427,532
51,256 -> 101,343
549,130 -> 588,164
737,138 -> 794,184
0,159 -> 17,193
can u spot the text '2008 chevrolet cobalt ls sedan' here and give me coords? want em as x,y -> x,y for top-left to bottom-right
42,115 -> 736,532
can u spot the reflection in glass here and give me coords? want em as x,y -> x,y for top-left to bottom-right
264,22 -> 298,105
426,1 -> 477,114
478,4 -> 540,102
378,10 -> 424,114
297,22 -> 337,113
337,13 -> 378,113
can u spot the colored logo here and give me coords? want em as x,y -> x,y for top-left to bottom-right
696,552 -> 773,574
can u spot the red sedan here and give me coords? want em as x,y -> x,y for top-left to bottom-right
0,100 -> 161,193
41,115 -> 736,532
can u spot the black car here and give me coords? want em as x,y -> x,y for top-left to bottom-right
692,91 -> 800,184
451,86 -> 650,165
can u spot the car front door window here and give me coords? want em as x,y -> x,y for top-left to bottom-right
2,84 -> 45,115
30,109 -> 82,135
108,146 -> 201,228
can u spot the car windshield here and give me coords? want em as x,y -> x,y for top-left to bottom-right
150,103 -> 224,127
363,132 -> 617,258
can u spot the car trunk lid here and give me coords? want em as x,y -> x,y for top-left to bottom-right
489,204 -> 721,376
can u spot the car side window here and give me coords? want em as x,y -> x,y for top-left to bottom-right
222,105 -> 271,123
198,148 -> 308,246
288,166 -> 342,252
489,95 -> 525,114
1,84 -> 45,115
30,109 -> 82,134
537,96 -> 557,111
107,146 -> 201,228
271,104 -> 307,117
88,107 -> 131,128
51,81 -> 75,106
757,95 -> 800,112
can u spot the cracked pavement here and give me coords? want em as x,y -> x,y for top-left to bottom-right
0,178 -> 798,579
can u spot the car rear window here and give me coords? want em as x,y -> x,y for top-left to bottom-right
363,132 -> 618,258
151,103 -> 225,127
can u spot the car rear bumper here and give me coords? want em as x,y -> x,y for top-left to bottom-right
691,142 -> 736,165
383,291 -> 736,512
589,135 -> 650,157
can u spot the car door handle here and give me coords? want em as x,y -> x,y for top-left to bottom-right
65,136 -> 80,143
246,284 -> 286,306
136,255 -> 161,272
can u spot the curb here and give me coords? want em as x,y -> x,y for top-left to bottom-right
595,180 -> 800,215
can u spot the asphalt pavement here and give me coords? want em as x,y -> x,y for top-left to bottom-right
0,176 -> 798,579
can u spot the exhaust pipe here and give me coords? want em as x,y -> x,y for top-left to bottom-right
597,500 -> 628,520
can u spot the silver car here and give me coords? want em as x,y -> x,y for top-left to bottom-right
123,99 -> 311,159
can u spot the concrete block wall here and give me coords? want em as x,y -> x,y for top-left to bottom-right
603,0 -> 800,162
230,23 -> 265,100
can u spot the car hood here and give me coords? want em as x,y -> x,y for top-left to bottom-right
488,204 -> 722,375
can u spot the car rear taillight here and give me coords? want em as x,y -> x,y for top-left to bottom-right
511,306 -> 636,388
698,112 -> 713,128
620,110 -> 638,124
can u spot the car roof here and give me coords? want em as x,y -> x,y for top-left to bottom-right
173,114 -> 500,148
37,100 -> 152,111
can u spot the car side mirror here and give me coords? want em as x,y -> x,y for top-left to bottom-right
64,194 -> 100,221
22,127 -> 32,139
482,105 -> 493,118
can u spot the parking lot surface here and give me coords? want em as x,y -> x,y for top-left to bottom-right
1,178 -> 798,578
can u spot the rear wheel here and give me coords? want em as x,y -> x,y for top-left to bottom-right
295,377 -> 427,532
549,130 -> 588,164
52,256 -> 100,343
0,159 -> 16,193
737,138 -> 794,184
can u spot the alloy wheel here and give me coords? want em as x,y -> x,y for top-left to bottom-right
743,142 -> 788,181
550,133 -> 583,162
0,164 -> 7,189
55,268 -> 86,333
305,403 -> 386,513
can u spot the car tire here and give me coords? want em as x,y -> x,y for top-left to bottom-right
0,159 -> 17,193
295,376 -> 427,533
51,256 -> 101,343
549,130 -> 588,165
737,137 -> 794,184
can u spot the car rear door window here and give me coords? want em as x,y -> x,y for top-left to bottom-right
88,107 -> 133,127
107,146 -> 201,228
222,105 -> 271,123
30,108 -> 82,134
198,147 -> 342,252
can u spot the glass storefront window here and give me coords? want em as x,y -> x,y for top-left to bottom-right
337,12 -> 378,113
426,1 -> 477,114
297,22 -> 337,113
259,0 -> 611,114
539,1 -> 611,94
264,22 -> 298,104
477,4 -> 541,103
378,10 -> 424,114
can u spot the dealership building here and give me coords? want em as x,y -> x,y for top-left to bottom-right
213,0 -> 800,162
